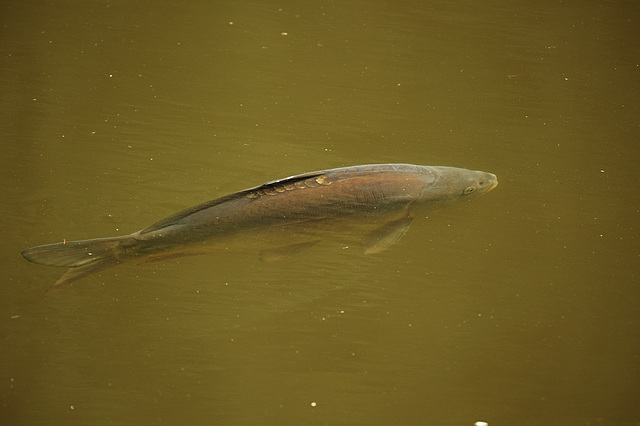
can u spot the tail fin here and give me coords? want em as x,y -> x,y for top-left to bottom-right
22,236 -> 131,292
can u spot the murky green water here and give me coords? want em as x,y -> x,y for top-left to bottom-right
2,1 -> 639,424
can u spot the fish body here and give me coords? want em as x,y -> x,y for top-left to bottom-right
22,164 -> 497,291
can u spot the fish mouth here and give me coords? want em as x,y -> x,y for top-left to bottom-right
478,175 -> 498,196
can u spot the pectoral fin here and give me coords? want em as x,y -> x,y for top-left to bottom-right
260,240 -> 321,262
361,217 -> 413,254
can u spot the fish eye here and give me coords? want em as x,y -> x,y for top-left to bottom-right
463,186 -> 475,195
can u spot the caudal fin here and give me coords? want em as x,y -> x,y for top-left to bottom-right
22,236 -> 131,292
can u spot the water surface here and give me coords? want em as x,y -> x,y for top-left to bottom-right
2,1 -> 639,424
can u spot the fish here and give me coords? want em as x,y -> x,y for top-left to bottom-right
22,164 -> 498,292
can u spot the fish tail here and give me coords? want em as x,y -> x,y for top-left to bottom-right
22,235 -> 134,292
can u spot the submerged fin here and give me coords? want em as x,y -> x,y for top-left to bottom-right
45,257 -> 121,293
360,217 -> 413,254
139,251 -> 204,264
260,240 -> 321,262
22,235 -> 131,292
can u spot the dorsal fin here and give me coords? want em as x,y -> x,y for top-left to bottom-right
140,171 -> 327,234
139,194 -> 240,234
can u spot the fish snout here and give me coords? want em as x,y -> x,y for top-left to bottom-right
478,173 -> 498,196
487,176 -> 498,192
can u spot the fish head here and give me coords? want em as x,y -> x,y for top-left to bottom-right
414,166 -> 498,212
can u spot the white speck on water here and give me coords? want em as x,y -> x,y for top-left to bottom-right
475,421 -> 488,426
